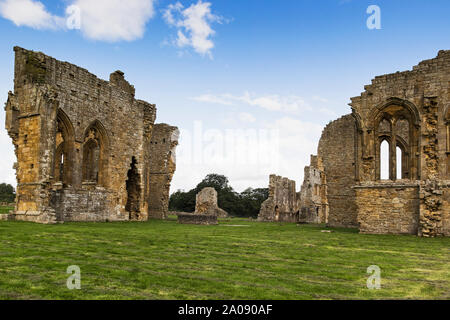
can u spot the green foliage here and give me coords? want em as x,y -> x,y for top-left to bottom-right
0,183 -> 15,203
169,174 -> 268,217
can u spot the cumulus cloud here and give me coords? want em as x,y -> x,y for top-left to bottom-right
0,0 -> 64,29
163,0 -> 222,57
192,92 -> 311,114
71,0 -> 155,42
0,0 -> 155,42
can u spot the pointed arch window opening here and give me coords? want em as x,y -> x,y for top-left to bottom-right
396,146 -> 403,180
380,140 -> 390,180
53,110 -> 75,186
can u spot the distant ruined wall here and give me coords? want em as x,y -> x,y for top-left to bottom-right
298,155 -> 328,223
317,114 -> 358,228
194,187 -> 229,218
258,175 -> 299,222
148,124 -> 179,219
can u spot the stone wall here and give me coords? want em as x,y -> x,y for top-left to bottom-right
355,182 -> 420,235
441,186 -> 450,236
294,50 -> 450,237
177,213 -> 218,225
349,50 -> 450,237
50,187 -> 122,222
419,181 -> 450,237
4,47 -> 178,223
317,114 -> 358,228
298,155 -> 328,223
195,187 -> 228,217
148,124 -> 179,219
258,175 -> 299,222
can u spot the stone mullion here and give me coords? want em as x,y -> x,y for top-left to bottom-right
390,122 -> 397,181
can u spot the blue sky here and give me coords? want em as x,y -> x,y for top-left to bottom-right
0,0 -> 449,192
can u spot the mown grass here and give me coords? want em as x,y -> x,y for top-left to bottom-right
0,217 -> 448,300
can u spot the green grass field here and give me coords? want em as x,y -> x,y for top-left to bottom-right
0,217 -> 448,300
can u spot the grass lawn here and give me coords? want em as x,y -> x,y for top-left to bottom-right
0,217 -> 448,300
0,206 -> 13,214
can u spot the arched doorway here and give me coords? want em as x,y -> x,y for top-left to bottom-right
126,157 -> 141,220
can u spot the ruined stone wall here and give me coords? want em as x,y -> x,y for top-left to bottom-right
350,50 -> 450,182
298,155 -> 328,223
4,47 -> 178,223
350,50 -> 450,237
419,181 -> 450,237
194,187 -> 228,217
317,114 -> 358,228
148,124 -> 179,219
258,175 -> 299,222
355,182 -> 420,235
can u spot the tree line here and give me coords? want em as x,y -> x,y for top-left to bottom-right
169,174 -> 268,218
0,183 -> 15,203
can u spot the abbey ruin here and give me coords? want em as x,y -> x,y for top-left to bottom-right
259,50 -> 450,237
4,47 -> 179,223
3,47 -> 450,237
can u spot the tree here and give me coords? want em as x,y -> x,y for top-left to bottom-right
0,183 -> 15,203
195,174 -> 231,192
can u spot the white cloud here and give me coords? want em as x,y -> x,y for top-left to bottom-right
192,93 -> 235,105
0,0 -> 155,42
163,1 -> 222,58
0,0 -> 64,30
192,92 -> 311,114
238,112 -> 256,123
71,0 -> 155,42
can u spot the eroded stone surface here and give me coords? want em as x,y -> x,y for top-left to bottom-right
298,156 -> 328,224
195,187 -> 228,217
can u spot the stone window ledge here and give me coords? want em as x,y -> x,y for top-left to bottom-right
353,181 -> 421,189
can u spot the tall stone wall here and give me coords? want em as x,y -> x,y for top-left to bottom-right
148,124 -> 179,219
4,47 -> 178,223
317,114 -> 358,228
258,175 -> 299,222
298,155 -> 328,223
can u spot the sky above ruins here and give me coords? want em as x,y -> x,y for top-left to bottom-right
0,0 -> 449,192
